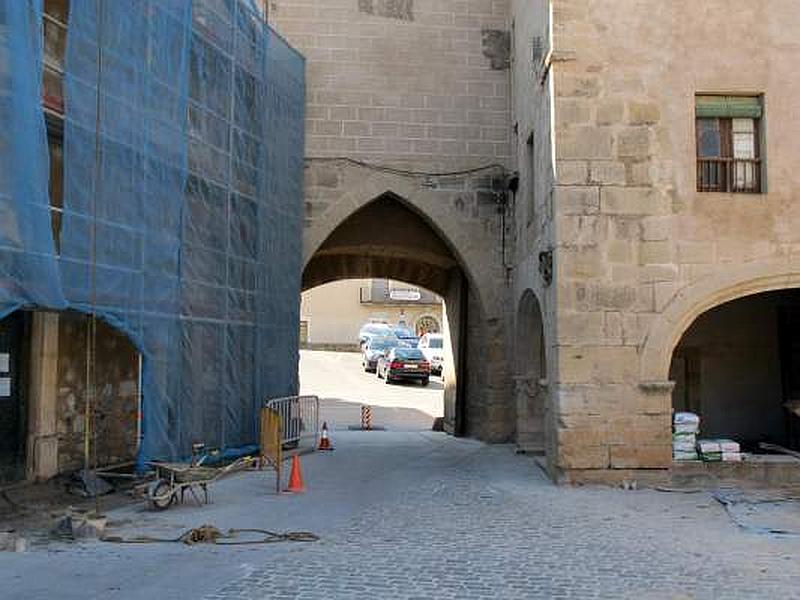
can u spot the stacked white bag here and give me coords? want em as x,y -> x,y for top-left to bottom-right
696,438 -> 741,462
673,412 -> 700,461
718,439 -> 742,462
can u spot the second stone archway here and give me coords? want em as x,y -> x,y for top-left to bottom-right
515,289 -> 548,454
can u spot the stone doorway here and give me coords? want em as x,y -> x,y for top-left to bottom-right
1,310 -> 141,482
514,290 -> 547,454
0,312 -> 30,483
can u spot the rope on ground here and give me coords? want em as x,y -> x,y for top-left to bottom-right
101,524 -> 319,545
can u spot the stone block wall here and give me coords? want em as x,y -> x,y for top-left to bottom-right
271,0 -> 517,442
56,313 -> 139,472
509,0 -> 559,461
547,0 -> 800,477
269,0 -> 511,173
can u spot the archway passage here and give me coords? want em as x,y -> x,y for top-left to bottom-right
302,193 -> 478,436
303,194 -> 460,297
515,290 -> 547,454
669,289 -> 800,453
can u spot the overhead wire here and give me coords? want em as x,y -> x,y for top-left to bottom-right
304,156 -> 508,179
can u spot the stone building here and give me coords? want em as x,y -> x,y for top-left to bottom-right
0,0 -> 303,483
510,0 -> 800,482
300,278 -> 443,350
272,0 -> 800,482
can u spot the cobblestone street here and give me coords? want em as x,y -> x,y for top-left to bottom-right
202,432 -> 800,600
2,352 -> 800,598
3,430 -> 800,599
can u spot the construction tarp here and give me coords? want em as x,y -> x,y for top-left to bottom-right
0,0 -> 66,310
0,0 -> 305,467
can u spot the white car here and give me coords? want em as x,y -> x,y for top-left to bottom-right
417,333 -> 444,376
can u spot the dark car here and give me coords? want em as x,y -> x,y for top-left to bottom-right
362,336 -> 400,372
376,347 -> 431,386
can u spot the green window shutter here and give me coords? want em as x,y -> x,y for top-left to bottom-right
696,95 -> 762,119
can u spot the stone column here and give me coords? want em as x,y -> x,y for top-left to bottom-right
26,312 -> 60,481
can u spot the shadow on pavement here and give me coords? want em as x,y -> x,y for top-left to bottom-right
319,398 -> 437,432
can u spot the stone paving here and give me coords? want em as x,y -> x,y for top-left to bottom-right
202,432 -> 800,600
2,430 -> 800,598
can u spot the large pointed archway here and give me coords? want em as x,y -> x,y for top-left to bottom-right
301,192 -> 494,438
303,193 -> 461,297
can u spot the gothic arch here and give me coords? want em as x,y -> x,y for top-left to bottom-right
302,173 -> 500,316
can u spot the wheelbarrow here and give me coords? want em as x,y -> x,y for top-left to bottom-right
140,453 -> 258,511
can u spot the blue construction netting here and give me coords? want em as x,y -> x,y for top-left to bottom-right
0,0 -> 66,311
0,0 -> 305,466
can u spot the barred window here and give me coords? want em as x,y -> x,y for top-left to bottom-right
696,95 -> 763,193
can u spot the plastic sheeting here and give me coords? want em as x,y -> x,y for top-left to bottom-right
0,0 -> 65,310
178,0 -> 305,459
0,0 -> 304,465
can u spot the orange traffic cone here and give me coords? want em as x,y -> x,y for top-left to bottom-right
285,455 -> 305,493
318,422 -> 334,451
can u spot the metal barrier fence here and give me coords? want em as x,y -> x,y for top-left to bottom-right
264,395 -> 320,452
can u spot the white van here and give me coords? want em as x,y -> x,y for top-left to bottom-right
417,333 -> 444,375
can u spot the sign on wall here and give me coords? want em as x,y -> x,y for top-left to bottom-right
390,289 -> 422,301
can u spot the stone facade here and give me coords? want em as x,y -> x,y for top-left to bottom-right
300,278 -> 443,349
55,313 -> 139,472
510,0 -> 800,481
271,0 -> 800,479
270,0 -> 516,442
22,311 -> 140,481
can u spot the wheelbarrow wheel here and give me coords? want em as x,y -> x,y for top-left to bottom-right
148,479 -> 175,511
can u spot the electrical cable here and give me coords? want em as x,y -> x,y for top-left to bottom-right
304,156 -> 507,179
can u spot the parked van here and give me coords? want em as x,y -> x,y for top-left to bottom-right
417,333 -> 444,375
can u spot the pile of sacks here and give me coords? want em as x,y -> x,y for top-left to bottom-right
697,439 -> 742,462
673,412 -> 700,461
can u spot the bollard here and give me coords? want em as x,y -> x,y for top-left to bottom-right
361,405 -> 372,431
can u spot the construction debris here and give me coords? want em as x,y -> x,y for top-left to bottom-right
759,442 -> 800,461
51,508 -> 107,540
68,469 -> 114,498
0,530 -> 27,552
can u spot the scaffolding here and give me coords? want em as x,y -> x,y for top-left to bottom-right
0,0 -> 305,468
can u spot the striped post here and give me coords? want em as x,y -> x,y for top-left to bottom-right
361,405 -> 372,431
